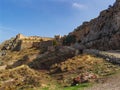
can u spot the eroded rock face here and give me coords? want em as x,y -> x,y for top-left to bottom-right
70,0 -> 120,50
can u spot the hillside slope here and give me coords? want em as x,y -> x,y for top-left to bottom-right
0,0 -> 120,90
85,72 -> 120,90
70,0 -> 120,50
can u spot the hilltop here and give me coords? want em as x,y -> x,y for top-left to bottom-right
68,0 -> 120,50
0,0 -> 120,90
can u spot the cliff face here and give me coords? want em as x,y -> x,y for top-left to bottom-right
70,0 -> 120,50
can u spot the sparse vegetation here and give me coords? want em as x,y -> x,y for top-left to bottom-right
63,83 -> 92,90
0,0 -> 120,89
63,35 -> 76,45
0,47 -> 120,90
0,65 -> 58,90
53,40 -> 58,46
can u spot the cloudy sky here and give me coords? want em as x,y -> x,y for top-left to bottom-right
0,0 -> 115,43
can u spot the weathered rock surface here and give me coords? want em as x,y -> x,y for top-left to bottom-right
83,49 -> 120,64
70,0 -> 120,50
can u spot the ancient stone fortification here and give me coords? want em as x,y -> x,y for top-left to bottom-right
69,0 -> 120,50
16,33 -> 53,41
15,34 -> 54,50
0,34 -> 63,51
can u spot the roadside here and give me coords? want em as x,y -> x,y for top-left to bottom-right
85,71 -> 120,90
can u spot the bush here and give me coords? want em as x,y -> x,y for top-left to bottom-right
53,40 -> 58,46
63,35 -> 76,46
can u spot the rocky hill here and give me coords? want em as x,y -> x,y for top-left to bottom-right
69,0 -> 120,50
0,0 -> 120,90
0,47 -> 120,89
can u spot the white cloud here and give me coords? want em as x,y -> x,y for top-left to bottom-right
72,2 -> 87,9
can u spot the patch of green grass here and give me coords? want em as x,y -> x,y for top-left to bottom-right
42,87 -> 49,90
26,83 -> 92,90
63,83 -> 92,90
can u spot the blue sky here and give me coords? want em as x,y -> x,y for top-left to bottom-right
0,0 -> 115,43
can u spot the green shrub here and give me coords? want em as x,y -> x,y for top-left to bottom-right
63,35 -> 76,46
53,40 -> 58,46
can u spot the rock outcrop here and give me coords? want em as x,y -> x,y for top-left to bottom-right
70,0 -> 120,50
83,49 -> 120,64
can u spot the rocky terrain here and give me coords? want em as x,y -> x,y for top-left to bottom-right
0,48 -> 120,90
69,0 -> 120,50
0,0 -> 120,90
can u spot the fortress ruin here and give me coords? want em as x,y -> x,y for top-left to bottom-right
15,34 -> 54,50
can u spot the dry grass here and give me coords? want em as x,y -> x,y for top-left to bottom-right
50,54 -> 120,76
0,48 -> 40,66
0,48 -> 120,90
50,54 -> 120,86
0,65 -> 56,90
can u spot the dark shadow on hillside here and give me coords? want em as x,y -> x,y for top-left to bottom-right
6,50 -> 41,69
7,46 -> 78,74
28,46 -> 76,71
6,55 -> 29,69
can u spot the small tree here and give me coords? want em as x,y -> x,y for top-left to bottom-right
108,5 -> 112,8
63,35 -> 76,46
53,40 -> 58,46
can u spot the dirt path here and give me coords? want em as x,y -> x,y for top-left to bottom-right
104,50 -> 120,58
85,72 -> 120,90
107,50 -> 120,58
83,49 -> 120,64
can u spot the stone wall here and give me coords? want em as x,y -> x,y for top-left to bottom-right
14,34 -> 54,50
16,34 -> 26,40
33,40 -> 53,49
20,40 -> 33,50
83,49 -> 120,64
19,40 -> 53,50
0,34 -> 58,51
16,34 -> 53,41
